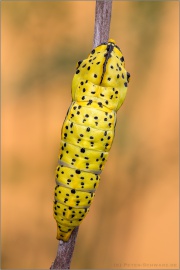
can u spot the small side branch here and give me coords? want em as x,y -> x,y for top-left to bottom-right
93,0 -> 112,48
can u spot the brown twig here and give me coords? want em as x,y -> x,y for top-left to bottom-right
50,227 -> 79,269
93,0 -> 112,48
50,1 -> 112,269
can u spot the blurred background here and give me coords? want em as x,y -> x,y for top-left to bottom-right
1,1 -> 179,269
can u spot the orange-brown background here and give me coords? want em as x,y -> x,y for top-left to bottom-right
1,1 -> 179,269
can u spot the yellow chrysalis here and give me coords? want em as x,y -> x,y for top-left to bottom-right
53,39 -> 130,241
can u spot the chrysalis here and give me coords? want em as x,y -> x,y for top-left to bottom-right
53,39 -> 130,241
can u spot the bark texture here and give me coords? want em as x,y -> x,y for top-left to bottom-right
50,227 -> 79,269
93,0 -> 112,48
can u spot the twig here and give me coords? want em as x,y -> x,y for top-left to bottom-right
50,227 -> 79,269
50,1 -> 112,269
93,0 -> 112,48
